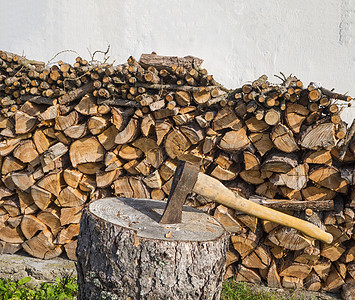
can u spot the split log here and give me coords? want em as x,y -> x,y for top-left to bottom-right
268,227 -> 313,251
114,118 -> 139,144
31,185 -> 53,210
213,205 -> 243,233
219,127 -> 250,151
299,122 -> 336,150
261,152 -> 298,173
64,240 -> 77,261
249,133 -> 274,156
267,260 -> 282,288
69,137 -> 105,168
271,124 -> 299,153
285,103 -> 309,133
75,95 -> 98,115
165,129 -> 191,159
279,262 -> 312,279
57,187 -> 87,207
309,166 -> 348,193
22,229 -> 62,259
270,163 -> 309,190
13,140 -> 39,164
37,208 -> 61,236
14,111 -> 37,134
20,215 -> 46,239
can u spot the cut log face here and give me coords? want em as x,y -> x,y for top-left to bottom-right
155,120 -> 172,145
235,265 -> 262,284
299,122 -> 336,150
249,133 -> 273,156
255,182 -> 278,198
15,111 -> 37,134
11,172 -> 35,192
57,186 -> 87,207
96,170 -> 117,188
87,116 -> 109,135
0,224 -> 25,243
77,197 -> 227,299
36,209 -> 61,237
33,130 -> 51,154
239,170 -> 265,185
55,111 -> 78,131
60,206 -> 83,226
22,229 -> 62,259
13,140 -> 39,164
0,134 -> 31,156
270,163 -> 309,190
175,90 -> 191,106
231,235 -> 257,258
271,124 -> 299,153
303,150 -> 332,165
31,185 -> 53,210
212,107 -> 243,131
285,103 -> 309,133
63,168 -> 83,189
20,215 -> 46,239
114,118 -> 139,144
242,245 -> 271,270
142,170 -> 162,189
211,164 -> 239,181
37,171 -> 61,197
245,117 -> 269,132
1,156 -> 25,174
180,123 -> 204,145
75,95 -> 98,115
268,227 -> 313,250
279,262 -> 312,279
214,205 -> 243,233
98,125 -> 119,150
118,145 -> 143,160
165,129 -> 191,159
302,186 -> 336,201
261,152 -> 298,173
55,223 -> 80,244
243,151 -> 260,170
309,166 -> 348,193
219,127 -> 250,151
69,137 -> 105,168
64,124 -> 87,139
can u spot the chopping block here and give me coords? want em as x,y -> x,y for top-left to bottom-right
76,199 -> 228,299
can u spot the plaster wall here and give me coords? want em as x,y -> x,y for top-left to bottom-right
1,0 -> 354,122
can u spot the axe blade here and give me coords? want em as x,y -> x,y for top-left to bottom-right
159,160 -> 199,224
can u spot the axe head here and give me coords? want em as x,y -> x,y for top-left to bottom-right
159,160 -> 199,224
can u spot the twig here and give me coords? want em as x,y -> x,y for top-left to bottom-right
46,50 -> 81,67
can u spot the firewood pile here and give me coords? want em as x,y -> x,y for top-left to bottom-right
0,50 -> 354,294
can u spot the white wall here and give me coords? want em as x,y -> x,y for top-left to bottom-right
1,0 -> 354,123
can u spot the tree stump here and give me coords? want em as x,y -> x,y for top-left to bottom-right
76,197 -> 229,300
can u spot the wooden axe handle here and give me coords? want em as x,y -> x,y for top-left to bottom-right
194,173 -> 333,244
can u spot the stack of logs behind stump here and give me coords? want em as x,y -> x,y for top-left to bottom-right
0,50 -> 354,295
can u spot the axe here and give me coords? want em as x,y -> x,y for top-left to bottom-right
160,160 -> 333,244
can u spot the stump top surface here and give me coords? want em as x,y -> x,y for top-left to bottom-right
89,197 -> 225,242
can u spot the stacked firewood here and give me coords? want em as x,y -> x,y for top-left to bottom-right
0,50 -> 354,294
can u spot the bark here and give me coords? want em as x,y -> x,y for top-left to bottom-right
77,197 -> 229,300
